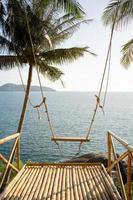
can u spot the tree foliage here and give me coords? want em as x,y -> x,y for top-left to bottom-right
102,0 -> 133,67
0,0 -> 92,81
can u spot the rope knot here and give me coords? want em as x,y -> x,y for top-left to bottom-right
95,95 -> 100,104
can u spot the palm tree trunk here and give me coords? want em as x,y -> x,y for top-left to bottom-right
17,64 -> 33,133
16,63 -> 33,168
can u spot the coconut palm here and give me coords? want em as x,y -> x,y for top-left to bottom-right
102,0 -> 133,67
0,0 -> 92,134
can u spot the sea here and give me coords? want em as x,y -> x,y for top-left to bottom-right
0,91 -> 133,163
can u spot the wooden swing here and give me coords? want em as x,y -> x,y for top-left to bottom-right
51,135 -> 90,142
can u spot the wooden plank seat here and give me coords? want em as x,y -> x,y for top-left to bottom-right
51,136 -> 90,142
0,163 -> 122,200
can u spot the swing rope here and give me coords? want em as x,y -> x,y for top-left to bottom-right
102,45 -> 112,108
85,2 -> 119,140
23,4 -> 62,153
76,1 -> 120,155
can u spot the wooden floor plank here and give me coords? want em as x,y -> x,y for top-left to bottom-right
20,168 -> 39,200
22,167 -> 41,200
90,166 -> 106,200
8,168 -> 33,200
1,166 -> 26,200
38,167 -> 50,200
66,167 -> 71,200
42,167 -> 53,199
92,166 -> 110,200
78,167 -> 92,200
69,167 -> 75,200
75,167 -> 83,200
47,166 -> 57,200
56,167 -> 63,200
30,167 -> 46,200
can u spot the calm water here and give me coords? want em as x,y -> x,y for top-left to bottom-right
0,92 -> 133,163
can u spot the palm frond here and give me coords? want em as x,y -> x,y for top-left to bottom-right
38,61 -> 64,81
49,19 -> 92,46
102,0 -> 119,26
0,35 -> 14,53
0,55 -> 19,70
40,47 -> 89,65
121,39 -> 133,68
46,0 -> 85,18
0,2 -> 6,26
103,0 -> 133,27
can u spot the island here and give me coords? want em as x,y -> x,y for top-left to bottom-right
0,83 -> 56,92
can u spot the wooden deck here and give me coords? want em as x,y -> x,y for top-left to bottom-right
0,163 -> 122,200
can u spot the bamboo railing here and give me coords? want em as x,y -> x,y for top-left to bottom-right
0,133 -> 20,191
107,131 -> 133,200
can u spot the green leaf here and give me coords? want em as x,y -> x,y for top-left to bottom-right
102,0 -> 133,27
0,55 -> 18,70
40,47 -> 89,65
38,61 -> 64,81
121,39 -> 133,68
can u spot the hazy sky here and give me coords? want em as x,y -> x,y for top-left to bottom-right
0,0 -> 133,91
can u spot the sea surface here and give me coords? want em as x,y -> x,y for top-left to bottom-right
0,91 -> 133,163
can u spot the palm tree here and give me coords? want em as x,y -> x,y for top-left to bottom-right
102,0 -> 133,67
0,0 -> 92,135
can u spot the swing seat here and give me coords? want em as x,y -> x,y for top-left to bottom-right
51,135 -> 90,142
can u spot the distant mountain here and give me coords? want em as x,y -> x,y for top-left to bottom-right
0,83 -> 56,92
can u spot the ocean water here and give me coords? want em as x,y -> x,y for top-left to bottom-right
0,91 -> 133,163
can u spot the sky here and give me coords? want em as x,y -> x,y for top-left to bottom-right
0,0 -> 133,91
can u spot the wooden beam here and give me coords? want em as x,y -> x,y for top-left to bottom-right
16,138 -> 20,170
127,151 -> 132,200
111,139 -> 127,200
27,162 -> 101,167
0,133 -> 20,145
0,154 -> 19,173
0,138 -> 18,190
107,133 -> 112,176
51,136 -> 90,142
107,151 -> 128,173
108,131 -> 133,152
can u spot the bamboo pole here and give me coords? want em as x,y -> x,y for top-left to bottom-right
0,133 -> 20,145
0,154 -> 19,173
0,138 -> 18,191
107,151 -> 128,173
108,131 -> 133,152
127,151 -> 132,200
111,139 -> 127,200
107,132 -> 112,176
16,138 -> 20,170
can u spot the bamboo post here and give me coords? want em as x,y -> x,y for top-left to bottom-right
0,138 -> 18,191
107,151 -> 128,173
16,138 -> 20,170
127,151 -> 132,200
107,132 -> 112,176
111,140 -> 127,200
0,154 -> 19,172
